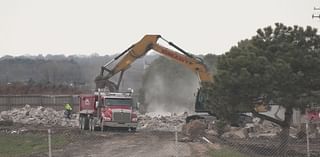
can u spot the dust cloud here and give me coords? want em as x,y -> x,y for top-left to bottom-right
144,74 -> 199,114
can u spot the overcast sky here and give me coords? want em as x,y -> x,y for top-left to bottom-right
0,0 -> 319,57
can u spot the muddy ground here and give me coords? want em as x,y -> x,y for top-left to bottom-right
1,124 -> 211,157
3,122 -> 317,157
52,130 -> 213,157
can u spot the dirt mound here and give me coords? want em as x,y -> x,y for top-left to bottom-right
182,120 -> 206,140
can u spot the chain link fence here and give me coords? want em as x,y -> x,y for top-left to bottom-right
1,101 -> 320,157
204,122 -> 320,157
0,95 -> 79,111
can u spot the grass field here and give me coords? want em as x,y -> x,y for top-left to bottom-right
0,133 -> 68,157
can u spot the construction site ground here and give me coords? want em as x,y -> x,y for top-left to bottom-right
1,105 -> 318,157
1,123 -> 213,157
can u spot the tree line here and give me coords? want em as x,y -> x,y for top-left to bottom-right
0,54 -> 158,94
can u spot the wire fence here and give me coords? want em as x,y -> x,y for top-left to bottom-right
0,95 -> 79,111
205,122 -> 320,157
1,101 -> 320,157
2,123 -> 320,157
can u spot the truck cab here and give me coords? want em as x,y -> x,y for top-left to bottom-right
79,90 -> 138,131
100,92 -> 138,131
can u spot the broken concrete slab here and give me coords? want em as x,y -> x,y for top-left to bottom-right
138,112 -> 186,132
0,105 -> 78,127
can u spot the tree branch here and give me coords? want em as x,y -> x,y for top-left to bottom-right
251,110 -> 285,127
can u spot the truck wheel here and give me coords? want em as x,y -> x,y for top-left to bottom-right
79,116 -> 83,130
100,120 -> 104,132
91,119 -> 95,131
80,116 -> 85,130
130,127 -> 136,132
94,126 -> 100,131
93,119 -> 100,131
83,117 -> 89,130
89,119 -> 92,131
89,119 -> 95,131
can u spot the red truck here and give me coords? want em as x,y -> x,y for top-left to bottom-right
79,90 -> 138,131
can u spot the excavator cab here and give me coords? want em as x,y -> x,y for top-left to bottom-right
195,87 -> 208,113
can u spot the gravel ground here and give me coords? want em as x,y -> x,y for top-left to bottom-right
52,130 -> 193,157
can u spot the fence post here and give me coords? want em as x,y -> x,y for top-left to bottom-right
53,96 -> 56,106
306,121 -> 310,157
48,129 -> 52,157
7,96 -> 11,110
5,95 -> 11,110
40,95 -> 43,106
175,126 -> 178,157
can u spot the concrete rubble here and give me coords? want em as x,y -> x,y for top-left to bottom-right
137,111 -> 291,140
0,104 -> 78,127
219,118 -> 300,139
0,126 -> 29,134
246,119 -> 282,138
0,105 -> 302,139
138,112 -> 186,132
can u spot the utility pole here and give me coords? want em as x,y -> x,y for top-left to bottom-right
312,7 -> 320,19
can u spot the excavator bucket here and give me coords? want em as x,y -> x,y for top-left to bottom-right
94,75 -> 118,92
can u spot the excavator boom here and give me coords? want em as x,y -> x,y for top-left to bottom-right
95,34 -> 269,117
152,43 -> 212,82
95,35 -> 213,91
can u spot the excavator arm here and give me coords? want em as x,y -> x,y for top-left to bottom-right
95,34 -> 269,114
152,43 -> 212,82
95,35 -> 213,91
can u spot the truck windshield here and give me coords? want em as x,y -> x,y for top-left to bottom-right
105,98 -> 132,106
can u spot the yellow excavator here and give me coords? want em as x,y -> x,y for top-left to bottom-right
95,35 -> 269,122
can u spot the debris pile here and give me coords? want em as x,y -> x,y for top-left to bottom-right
0,126 -> 28,134
247,119 -> 282,138
222,127 -> 249,139
180,120 -> 207,141
138,112 -> 186,132
0,105 -> 78,127
218,118 -> 298,139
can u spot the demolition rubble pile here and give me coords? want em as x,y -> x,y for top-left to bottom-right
246,119 -> 282,138
138,112 -> 186,132
181,119 -> 207,141
180,117 -> 296,140
138,111 -> 288,139
0,105 -> 78,127
220,118 -> 291,139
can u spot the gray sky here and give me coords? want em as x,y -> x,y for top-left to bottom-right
0,0 -> 318,57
